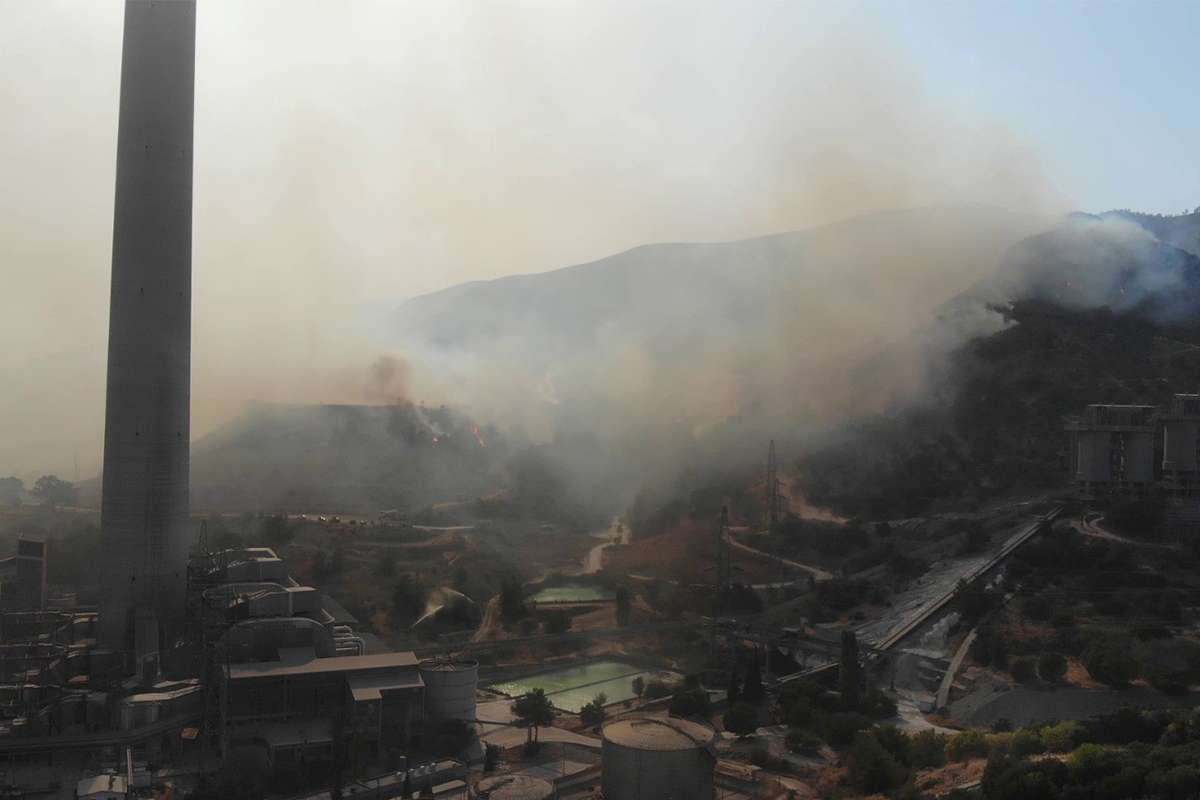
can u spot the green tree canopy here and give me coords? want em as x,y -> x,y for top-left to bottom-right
32,475 -> 75,508
723,702 -> 759,738
512,688 -> 556,747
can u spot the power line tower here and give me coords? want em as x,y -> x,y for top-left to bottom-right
715,505 -> 732,609
766,439 -> 781,535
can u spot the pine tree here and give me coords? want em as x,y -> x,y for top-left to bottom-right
840,630 -> 862,710
727,669 -> 742,703
744,654 -> 764,703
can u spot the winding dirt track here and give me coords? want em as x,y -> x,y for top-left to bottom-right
725,530 -> 834,582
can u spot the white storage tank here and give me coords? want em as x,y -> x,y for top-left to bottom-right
472,774 -> 555,799
419,658 -> 478,725
602,716 -> 716,800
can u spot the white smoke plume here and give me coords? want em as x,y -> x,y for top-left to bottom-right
1,1 -> 1065,494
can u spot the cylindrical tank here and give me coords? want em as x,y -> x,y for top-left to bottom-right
1124,431 -> 1156,483
1075,431 -> 1112,482
1163,420 -> 1198,472
419,659 -> 478,724
602,716 -> 716,800
472,774 -> 555,800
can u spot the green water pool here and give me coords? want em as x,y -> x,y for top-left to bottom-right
487,660 -> 674,713
528,583 -> 614,604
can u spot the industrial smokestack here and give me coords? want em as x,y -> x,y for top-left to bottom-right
98,0 -> 196,656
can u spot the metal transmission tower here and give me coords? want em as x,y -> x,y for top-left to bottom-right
766,439 -> 782,534
715,506 -> 732,604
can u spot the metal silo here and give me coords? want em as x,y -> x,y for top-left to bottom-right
419,658 -> 479,724
601,716 -> 717,800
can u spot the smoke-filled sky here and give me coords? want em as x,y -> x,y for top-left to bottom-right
1,0 -> 1196,481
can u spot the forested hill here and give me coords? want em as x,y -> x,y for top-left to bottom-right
1104,208 -> 1200,258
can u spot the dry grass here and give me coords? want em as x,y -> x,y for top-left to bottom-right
605,517 -> 779,584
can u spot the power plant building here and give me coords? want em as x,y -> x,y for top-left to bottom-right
1066,404 -> 1158,492
1161,394 -> 1200,490
0,537 -> 47,611
220,648 -> 425,767
98,0 -> 196,657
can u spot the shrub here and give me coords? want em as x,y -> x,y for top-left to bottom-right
1010,729 -> 1046,757
846,731 -> 909,793
642,680 -> 671,700
543,610 -> 571,635
1051,608 -> 1075,628
909,729 -> 947,768
1083,637 -> 1139,688
971,625 -> 1009,668
1037,652 -> 1068,683
1067,743 -> 1118,783
786,728 -> 823,754
783,696 -> 815,728
722,702 -> 759,738
860,689 -> 898,719
668,687 -> 710,717
1039,721 -> 1080,753
1022,594 -> 1052,621
946,730 -> 989,762
1010,657 -> 1036,683
873,725 -> 911,766
826,712 -> 873,747
579,693 -> 607,727
1147,765 -> 1200,799
986,732 -> 1013,756
1139,637 -> 1200,694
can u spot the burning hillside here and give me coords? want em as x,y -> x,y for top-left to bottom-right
188,402 -> 507,513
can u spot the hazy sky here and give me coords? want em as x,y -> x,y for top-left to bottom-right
1,0 -> 1197,479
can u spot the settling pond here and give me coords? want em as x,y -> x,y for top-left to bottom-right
486,660 -> 675,713
528,583 -> 614,604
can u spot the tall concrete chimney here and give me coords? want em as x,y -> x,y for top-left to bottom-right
99,0 -> 196,657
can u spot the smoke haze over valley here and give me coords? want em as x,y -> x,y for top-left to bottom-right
3,1 -> 1198,520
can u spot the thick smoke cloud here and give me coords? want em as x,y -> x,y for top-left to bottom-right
1,1 -> 1063,490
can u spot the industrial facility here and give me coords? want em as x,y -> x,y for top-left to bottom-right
0,3 -> 726,796
600,716 -> 717,800
1067,396 -> 1200,496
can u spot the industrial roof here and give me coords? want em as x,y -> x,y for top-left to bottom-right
473,774 -> 555,800
419,658 -> 478,671
602,716 -> 716,751
76,774 -> 128,797
243,719 -> 334,749
122,684 -> 202,704
348,670 -> 424,702
226,650 -> 418,680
